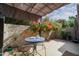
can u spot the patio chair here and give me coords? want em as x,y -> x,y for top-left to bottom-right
41,30 -> 53,41
8,33 -> 33,56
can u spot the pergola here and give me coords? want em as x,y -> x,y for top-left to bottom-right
0,3 -> 67,20
6,3 -> 67,16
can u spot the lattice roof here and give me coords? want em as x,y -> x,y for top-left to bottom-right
6,3 -> 67,16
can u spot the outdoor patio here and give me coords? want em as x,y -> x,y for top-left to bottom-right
0,3 -> 79,56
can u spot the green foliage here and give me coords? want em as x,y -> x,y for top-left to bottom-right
30,21 -> 53,33
43,16 -> 49,21
43,17 -> 64,32
5,17 -> 30,25
52,21 -> 62,32
56,19 -> 68,29
42,16 -> 76,40
67,16 -> 76,27
61,31 -> 71,39
55,16 -> 76,29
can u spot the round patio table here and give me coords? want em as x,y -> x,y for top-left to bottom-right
25,36 -> 46,56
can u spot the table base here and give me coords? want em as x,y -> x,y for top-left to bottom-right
28,43 -> 46,56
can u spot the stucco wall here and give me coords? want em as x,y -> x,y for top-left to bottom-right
3,24 -> 30,50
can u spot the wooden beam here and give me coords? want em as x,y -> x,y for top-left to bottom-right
35,4 -> 46,14
44,4 -> 55,10
43,3 -> 68,16
29,4 -> 36,12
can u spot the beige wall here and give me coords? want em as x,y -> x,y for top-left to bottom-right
3,24 -> 30,49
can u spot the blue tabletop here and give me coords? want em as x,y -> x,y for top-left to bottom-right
25,36 -> 45,43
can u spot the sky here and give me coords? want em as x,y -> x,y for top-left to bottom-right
43,3 -> 77,20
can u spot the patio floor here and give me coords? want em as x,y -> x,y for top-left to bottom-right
36,39 -> 79,56
3,39 -> 79,56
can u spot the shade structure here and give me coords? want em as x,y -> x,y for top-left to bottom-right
6,3 -> 67,16
0,3 -> 68,25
